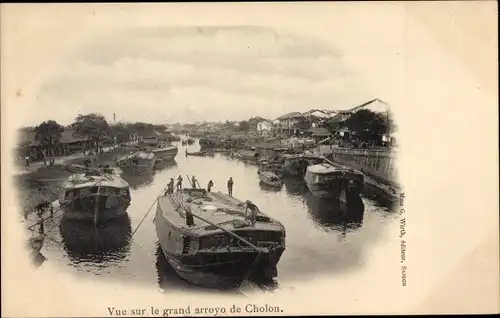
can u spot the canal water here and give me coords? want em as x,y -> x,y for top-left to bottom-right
35,140 -> 397,294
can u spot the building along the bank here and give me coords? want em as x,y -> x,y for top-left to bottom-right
256,120 -> 273,136
326,98 -> 392,147
275,112 -> 303,136
60,128 -> 93,153
16,128 -> 42,160
141,130 -> 160,145
307,127 -> 332,143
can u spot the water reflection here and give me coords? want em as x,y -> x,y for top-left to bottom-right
154,159 -> 178,172
121,172 -> 154,189
259,182 -> 282,193
59,216 -> 132,264
303,190 -> 364,232
28,236 -> 47,267
283,177 -> 307,196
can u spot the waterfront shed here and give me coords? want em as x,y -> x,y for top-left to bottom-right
308,127 -> 332,142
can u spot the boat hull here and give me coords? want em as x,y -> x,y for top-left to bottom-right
186,152 -> 211,157
157,243 -> 283,289
154,193 -> 285,289
258,172 -> 283,188
152,147 -> 178,160
282,156 -> 325,178
119,158 -> 155,176
60,197 -> 130,223
304,169 -> 363,203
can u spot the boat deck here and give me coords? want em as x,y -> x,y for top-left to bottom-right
62,171 -> 130,189
157,190 -> 283,236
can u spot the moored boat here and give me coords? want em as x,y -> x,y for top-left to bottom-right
258,170 -> 283,188
154,188 -> 286,289
185,150 -> 214,157
58,167 -> 131,223
150,144 -> 178,161
304,162 -> 364,204
282,154 -> 325,178
131,143 -> 178,161
231,149 -> 260,163
137,131 -> 179,161
115,151 -> 156,175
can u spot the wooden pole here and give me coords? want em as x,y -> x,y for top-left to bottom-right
180,201 -> 265,254
93,183 -> 102,227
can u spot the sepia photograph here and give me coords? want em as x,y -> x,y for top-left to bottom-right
2,2 -> 498,316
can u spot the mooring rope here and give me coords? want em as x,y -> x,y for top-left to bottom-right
129,171 -> 181,240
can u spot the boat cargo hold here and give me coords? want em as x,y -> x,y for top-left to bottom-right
154,188 -> 286,289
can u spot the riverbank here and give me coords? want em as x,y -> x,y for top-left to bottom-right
15,145 -> 134,218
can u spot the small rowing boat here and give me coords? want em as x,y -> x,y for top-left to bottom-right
185,151 -> 214,157
258,170 -> 283,188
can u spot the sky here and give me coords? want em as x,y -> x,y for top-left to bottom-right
5,3 -> 406,127
35,26 -> 374,126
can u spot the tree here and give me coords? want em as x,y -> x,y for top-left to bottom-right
73,113 -> 110,150
34,120 -> 65,156
222,120 -> 237,131
109,122 -> 131,143
152,124 -> 168,132
342,109 -> 391,142
238,120 -> 250,132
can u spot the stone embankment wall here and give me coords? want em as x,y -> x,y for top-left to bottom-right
314,146 -> 398,186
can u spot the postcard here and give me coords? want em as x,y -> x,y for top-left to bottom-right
1,2 -> 498,316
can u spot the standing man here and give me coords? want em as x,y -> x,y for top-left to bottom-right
227,177 -> 234,196
207,180 -> 214,192
176,175 -> 183,190
166,178 -> 175,195
191,176 -> 197,189
243,200 -> 259,225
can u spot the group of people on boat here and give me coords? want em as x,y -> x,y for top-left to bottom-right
165,175 -> 235,197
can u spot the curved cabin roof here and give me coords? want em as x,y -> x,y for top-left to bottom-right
117,151 -> 155,162
307,163 -> 341,175
62,173 -> 129,189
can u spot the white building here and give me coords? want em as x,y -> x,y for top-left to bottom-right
303,109 -> 332,119
257,120 -> 273,133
